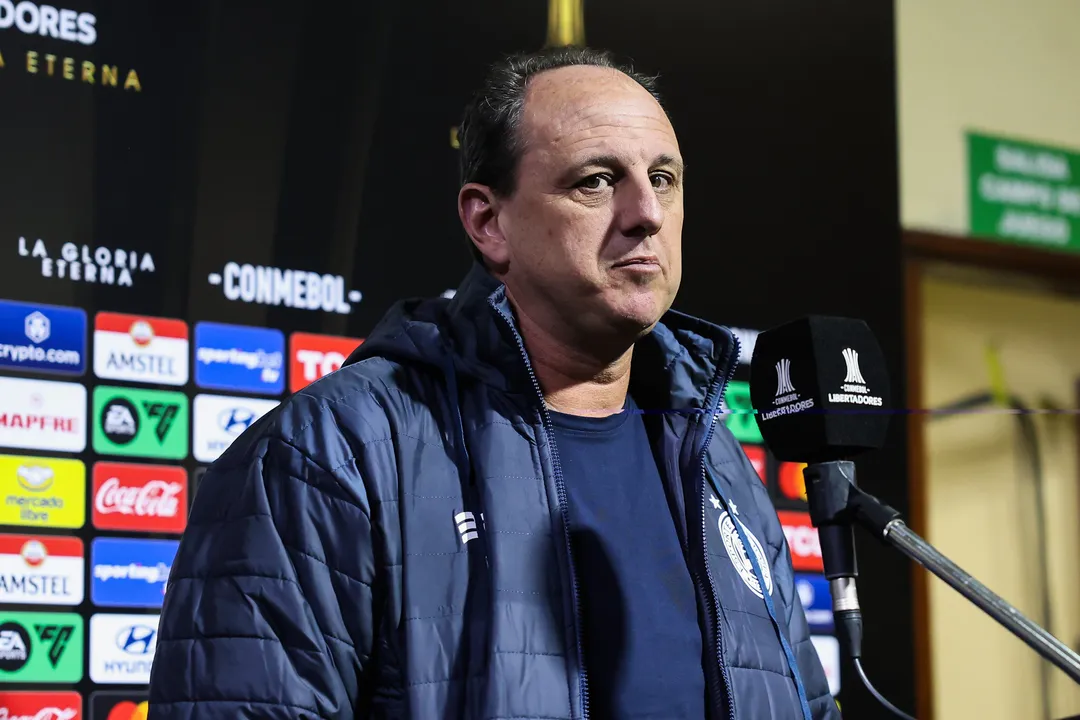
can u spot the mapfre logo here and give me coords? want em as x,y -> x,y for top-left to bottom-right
0,534 -> 84,606
0,691 -> 82,720
288,332 -> 363,393
92,462 -> 187,534
778,511 -> 823,572
0,377 -> 86,453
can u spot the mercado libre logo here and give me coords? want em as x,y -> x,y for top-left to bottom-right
0,610 -> 84,683
92,386 -> 188,460
0,1 -> 143,92
0,453 -> 85,529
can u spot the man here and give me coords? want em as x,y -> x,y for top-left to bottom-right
150,47 -> 838,719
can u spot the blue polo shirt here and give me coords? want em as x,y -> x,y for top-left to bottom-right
550,395 -> 707,719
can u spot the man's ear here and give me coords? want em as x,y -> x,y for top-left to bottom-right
458,183 -> 510,270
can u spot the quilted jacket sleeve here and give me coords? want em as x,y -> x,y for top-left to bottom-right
776,535 -> 842,719
149,432 -> 378,719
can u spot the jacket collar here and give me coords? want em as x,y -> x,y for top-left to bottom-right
346,263 -> 740,413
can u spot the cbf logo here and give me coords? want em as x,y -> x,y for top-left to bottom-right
712,496 -> 773,599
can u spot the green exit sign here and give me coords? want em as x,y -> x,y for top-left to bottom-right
968,132 -> 1080,254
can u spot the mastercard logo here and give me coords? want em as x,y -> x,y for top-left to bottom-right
107,701 -> 149,720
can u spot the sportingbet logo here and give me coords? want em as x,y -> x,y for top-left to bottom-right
91,387 -> 188,460
90,537 -> 177,609
194,322 -> 285,395
288,332 -> 364,393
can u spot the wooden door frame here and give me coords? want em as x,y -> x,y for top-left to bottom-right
903,229 -> 1080,720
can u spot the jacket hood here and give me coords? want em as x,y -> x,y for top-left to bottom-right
345,263 -> 740,413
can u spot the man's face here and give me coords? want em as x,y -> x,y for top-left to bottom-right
489,65 -> 684,343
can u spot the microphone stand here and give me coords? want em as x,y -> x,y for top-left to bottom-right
805,460 -> 1080,686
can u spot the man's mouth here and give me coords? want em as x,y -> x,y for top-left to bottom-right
614,256 -> 660,267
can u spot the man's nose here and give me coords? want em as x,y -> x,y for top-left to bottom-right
616,174 -> 665,239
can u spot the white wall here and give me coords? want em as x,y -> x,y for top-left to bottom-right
898,0 -> 1080,716
921,276 -> 1080,719
897,0 -> 1080,235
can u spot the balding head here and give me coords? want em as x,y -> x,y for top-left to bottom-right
457,48 -> 685,352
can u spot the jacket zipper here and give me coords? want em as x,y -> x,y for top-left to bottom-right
491,301 -> 590,720
695,334 -> 741,720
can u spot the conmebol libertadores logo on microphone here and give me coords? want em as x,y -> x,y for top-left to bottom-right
759,357 -> 815,422
774,358 -> 795,397
826,347 -> 883,407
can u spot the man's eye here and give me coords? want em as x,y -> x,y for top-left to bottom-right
651,173 -> 674,190
577,174 -> 613,191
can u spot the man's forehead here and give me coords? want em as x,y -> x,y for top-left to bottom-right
521,66 -> 674,148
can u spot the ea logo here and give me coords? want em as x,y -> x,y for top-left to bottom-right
718,511 -> 773,599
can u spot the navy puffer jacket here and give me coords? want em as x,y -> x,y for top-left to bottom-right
149,264 -> 840,719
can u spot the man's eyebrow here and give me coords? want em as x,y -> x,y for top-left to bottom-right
570,154 -> 686,175
656,154 -> 686,177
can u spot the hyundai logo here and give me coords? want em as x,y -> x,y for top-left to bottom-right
116,625 -> 157,655
219,407 -> 257,435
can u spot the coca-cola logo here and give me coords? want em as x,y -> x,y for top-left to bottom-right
92,461 -> 188,534
95,477 -> 181,518
0,708 -> 79,720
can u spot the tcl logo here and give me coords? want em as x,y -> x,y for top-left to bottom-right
92,462 -> 187,534
0,691 -> 81,720
778,511 -> 822,571
288,332 -> 363,393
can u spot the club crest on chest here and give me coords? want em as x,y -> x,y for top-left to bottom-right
710,495 -> 773,599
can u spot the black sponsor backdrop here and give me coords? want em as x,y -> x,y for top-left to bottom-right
0,0 -> 910,716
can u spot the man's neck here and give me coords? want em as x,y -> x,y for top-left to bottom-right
512,304 -> 634,418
